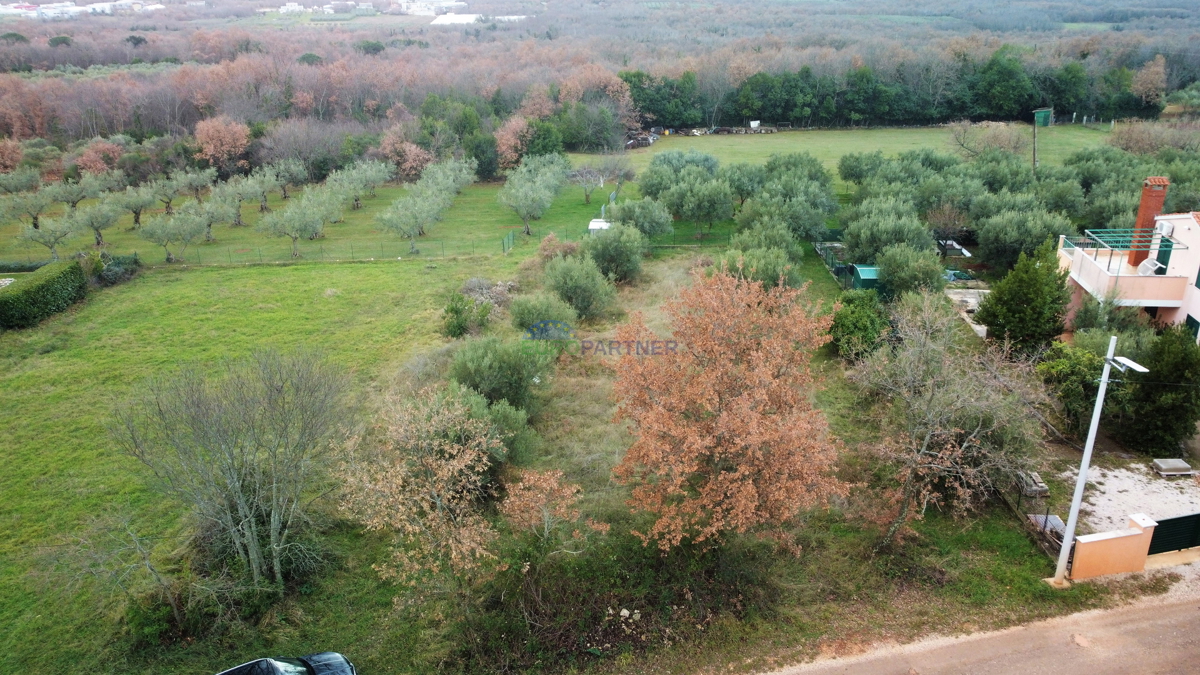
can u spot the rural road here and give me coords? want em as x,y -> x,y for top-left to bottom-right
771,596 -> 1200,675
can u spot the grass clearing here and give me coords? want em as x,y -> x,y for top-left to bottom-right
577,124 -> 1111,190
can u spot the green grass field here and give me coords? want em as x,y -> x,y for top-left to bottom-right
0,126 -> 1130,673
595,124 -> 1110,182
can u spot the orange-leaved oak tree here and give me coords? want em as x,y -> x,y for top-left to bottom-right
339,390 -> 501,601
612,267 -> 847,550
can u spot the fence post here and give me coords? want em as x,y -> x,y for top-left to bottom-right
350,243 -> 354,260
441,241 -> 445,258
259,249 -> 263,263
228,250 -> 233,264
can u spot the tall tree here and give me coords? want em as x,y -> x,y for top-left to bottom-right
612,268 -> 845,550
194,116 -> 251,176
975,238 -> 1070,353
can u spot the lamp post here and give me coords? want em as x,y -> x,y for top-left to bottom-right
1047,335 -> 1148,588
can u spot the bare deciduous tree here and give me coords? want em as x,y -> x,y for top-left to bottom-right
113,350 -> 350,587
853,293 -> 1043,548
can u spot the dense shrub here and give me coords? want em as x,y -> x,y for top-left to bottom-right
509,294 -> 579,333
0,261 -> 86,329
0,261 -> 48,273
1111,326 -> 1200,457
876,243 -> 945,301
449,337 -> 552,411
463,532 -> 778,672
1037,342 -> 1103,438
830,289 -> 889,360
442,292 -> 491,338
719,247 -> 797,288
536,233 -> 580,264
447,381 -> 539,468
976,210 -> 1074,271
607,197 -> 673,237
730,218 -> 803,261
544,255 -> 615,320
96,253 -> 141,287
582,224 -> 648,282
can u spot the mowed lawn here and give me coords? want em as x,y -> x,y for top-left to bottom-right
0,183 -> 604,265
0,257 -> 532,673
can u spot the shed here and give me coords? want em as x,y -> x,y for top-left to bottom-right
588,219 -> 612,234
851,264 -> 879,290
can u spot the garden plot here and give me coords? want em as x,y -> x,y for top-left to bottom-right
1067,463 -> 1200,532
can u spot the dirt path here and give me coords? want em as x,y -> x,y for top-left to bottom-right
765,564 -> 1200,675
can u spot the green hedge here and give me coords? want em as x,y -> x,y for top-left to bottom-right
0,261 -> 49,274
0,261 -> 87,329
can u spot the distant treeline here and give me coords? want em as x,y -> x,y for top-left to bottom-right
624,47 -> 1162,129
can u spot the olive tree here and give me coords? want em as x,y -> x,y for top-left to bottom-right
18,216 -> 76,260
108,185 -> 157,227
73,202 -> 122,247
608,197 -> 673,237
139,209 -> 207,262
3,189 -> 54,229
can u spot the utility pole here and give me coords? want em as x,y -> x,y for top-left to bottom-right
1047,335 -> 1147,588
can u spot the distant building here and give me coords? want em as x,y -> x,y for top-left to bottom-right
429,12 -> 477,23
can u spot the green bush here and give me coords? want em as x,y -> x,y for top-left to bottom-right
544,255 -> 614,320
509,294 -> 578,333
830,289 -> 889,360
1111,326 -> 1200,457
876,243 -> 945,301
730,218 -> 803,261
976,209 -> 1074,271
442,292 -> 491,338
974,239 -> 1070,353
448,382 -> 538,467
607,197 -> 673,237
0,261 -> 48,274
719,247 -> 797,288
449,337 -> 552,411
0,261 -> 86,329
1037,342 -> 1103,438
96,253 -> 141,287
582,224 -> 648,282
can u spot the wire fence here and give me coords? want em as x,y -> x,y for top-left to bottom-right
0,227 -> 737,270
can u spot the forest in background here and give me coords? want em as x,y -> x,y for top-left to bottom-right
0,0 -> 1197,166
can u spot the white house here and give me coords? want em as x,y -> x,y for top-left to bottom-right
1058,177 -> 1200,342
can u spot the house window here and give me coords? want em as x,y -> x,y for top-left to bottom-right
1187,315 -> 1200,340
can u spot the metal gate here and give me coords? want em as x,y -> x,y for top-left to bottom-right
1148,513 -> 1200,555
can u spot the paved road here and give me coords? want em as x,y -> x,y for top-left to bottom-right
772,599 -> 1200,675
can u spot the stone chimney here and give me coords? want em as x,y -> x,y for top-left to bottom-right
1129,177 -> 1170,267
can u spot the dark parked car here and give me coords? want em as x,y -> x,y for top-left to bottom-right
215,652 -> 356,675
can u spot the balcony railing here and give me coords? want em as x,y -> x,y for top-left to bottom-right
1059,243 -> 1189,307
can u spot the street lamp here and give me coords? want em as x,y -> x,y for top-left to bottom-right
1047,335 -> 1147,588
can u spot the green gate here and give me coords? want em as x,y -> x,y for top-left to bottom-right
1148,512 -> 1200,555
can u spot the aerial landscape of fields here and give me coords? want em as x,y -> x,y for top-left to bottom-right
3,1 -> 1200,674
